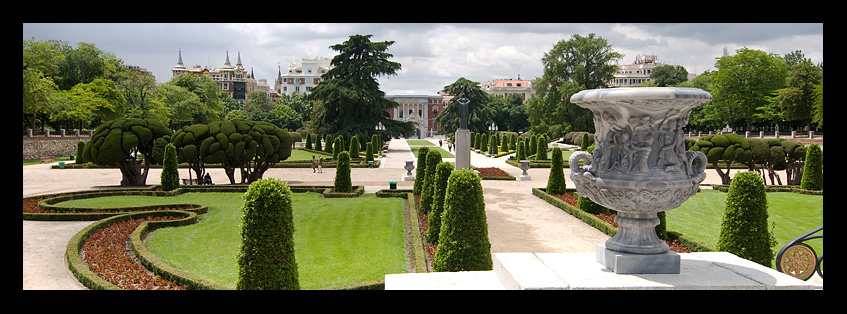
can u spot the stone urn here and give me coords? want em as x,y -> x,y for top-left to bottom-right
568,87 -> 711,273
403,160 -> 416,181
519,160 -> 531,181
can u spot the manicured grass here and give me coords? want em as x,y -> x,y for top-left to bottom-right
410,146 -> 454,158
405,140 -> 435,146
667,189 -> 823,268
289,149 -> 332,161
56,192 -> 408,290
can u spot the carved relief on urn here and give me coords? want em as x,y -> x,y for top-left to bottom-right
568,88 -> 711,257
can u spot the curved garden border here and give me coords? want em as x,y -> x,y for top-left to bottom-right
25,185 -> 422,290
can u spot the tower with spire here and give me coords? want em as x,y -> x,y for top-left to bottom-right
171,50 -> 263,104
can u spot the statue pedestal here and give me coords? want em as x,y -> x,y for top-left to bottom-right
596,244 -> 680,274
454,128 -> 471,170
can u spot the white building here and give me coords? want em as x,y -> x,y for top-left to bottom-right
275,57 -> 332,96
609,54 -> 664,87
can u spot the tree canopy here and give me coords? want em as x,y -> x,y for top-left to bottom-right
307,34 -> 414,139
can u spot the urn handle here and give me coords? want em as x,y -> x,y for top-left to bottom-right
687,151 -> 707,175
569,151 -> 594,175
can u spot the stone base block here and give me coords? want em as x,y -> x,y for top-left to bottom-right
596,244 -> 680,274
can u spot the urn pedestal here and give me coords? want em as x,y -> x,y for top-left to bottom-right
568,87 -> 711,274
403,160 -> 416,181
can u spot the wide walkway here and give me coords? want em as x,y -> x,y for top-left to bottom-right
21,137 -> 812,289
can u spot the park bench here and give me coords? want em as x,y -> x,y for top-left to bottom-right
776,226 -> 823,281
39,157 -> 52,163
182,174 -> 213,186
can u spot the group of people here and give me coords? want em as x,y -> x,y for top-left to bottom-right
310,156 -> 324,173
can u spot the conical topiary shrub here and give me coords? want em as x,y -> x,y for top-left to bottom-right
425,162 -> 453,243
334,151 -> 352,192
237,178 -> 299,290
546,147 -> 566,194
800,143 -> 823,191
413,146 -> 430,195
433,169 -> 492,272
717,171 -> 776,268
160,143 -> 180,191
419,150 -> 442,214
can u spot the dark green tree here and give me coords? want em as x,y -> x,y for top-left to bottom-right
650,64 -> 689,87
237,178 -> 299,290
307,34 -> 414,139
434,77 -> 495,134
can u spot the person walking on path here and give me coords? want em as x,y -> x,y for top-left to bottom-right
311,156 -> 317,173
317,156 -> 323,173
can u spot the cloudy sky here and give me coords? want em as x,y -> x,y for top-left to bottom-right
22,23 -> 823,94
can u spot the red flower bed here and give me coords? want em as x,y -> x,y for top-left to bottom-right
473,167 -> 510,178
82,216 -> 186,290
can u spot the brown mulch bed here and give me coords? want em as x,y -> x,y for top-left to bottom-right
549,192 -> 693,254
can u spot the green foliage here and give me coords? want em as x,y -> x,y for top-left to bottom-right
324,134 -> 332,153
488,134 -> 498,155
412,147 -> 430,194
800,143 -> 823,191
365,142 -> 374,163
509,133 -> 517,151
546,148 -> 566,194
426,162 -> 454,243
75,140 -> 85,163
577,195 -> 610,215
580,133 -> 589,150
314,134 -> 322,151
333,136 -> 343,160
82,118 -> 172,186
237,178 -> 299,290
535,138 -> 547,160
305,132 -> 312,150
349,135 -> 360,159
529,134 -> 537,155
160,143 -> 179,191
418,150 -> 442,214
433,169 -> 493,272
334,151 -> 352,192
717,171 -> 776,268
516,138 -> 526,161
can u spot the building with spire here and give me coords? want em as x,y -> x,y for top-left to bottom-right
172,50 -> 260,104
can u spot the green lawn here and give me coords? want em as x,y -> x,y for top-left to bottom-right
410,146 -> 454,158
405,140 -> 435,146
289,149 -> 332,161
56,192 -> 408,290
668,189 -> 823,268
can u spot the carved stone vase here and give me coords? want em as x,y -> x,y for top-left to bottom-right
568,87 -> 711,273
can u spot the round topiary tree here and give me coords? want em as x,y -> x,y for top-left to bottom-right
717,171 -> 776,268
800,143 -> 823,191
237,178 -> 299,290
413,146 -> 430,195
425,162 -> 454,244
83,117 -> 172,186
334,151 -> 352,192
546,147 -> 566,194
433,168 -> 492,272
160,143 -> 179,191
419,150 -> 442,214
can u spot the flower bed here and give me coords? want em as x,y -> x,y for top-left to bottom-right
472,167 -> 515,180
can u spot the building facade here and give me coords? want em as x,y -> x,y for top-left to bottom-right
172,50 -> 258,104
384,90 -> 445,137
275,57 -> 331,96
481,78 -> 535,100
608,54 -> 664,87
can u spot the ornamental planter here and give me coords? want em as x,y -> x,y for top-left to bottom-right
568,87 -> 711,273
